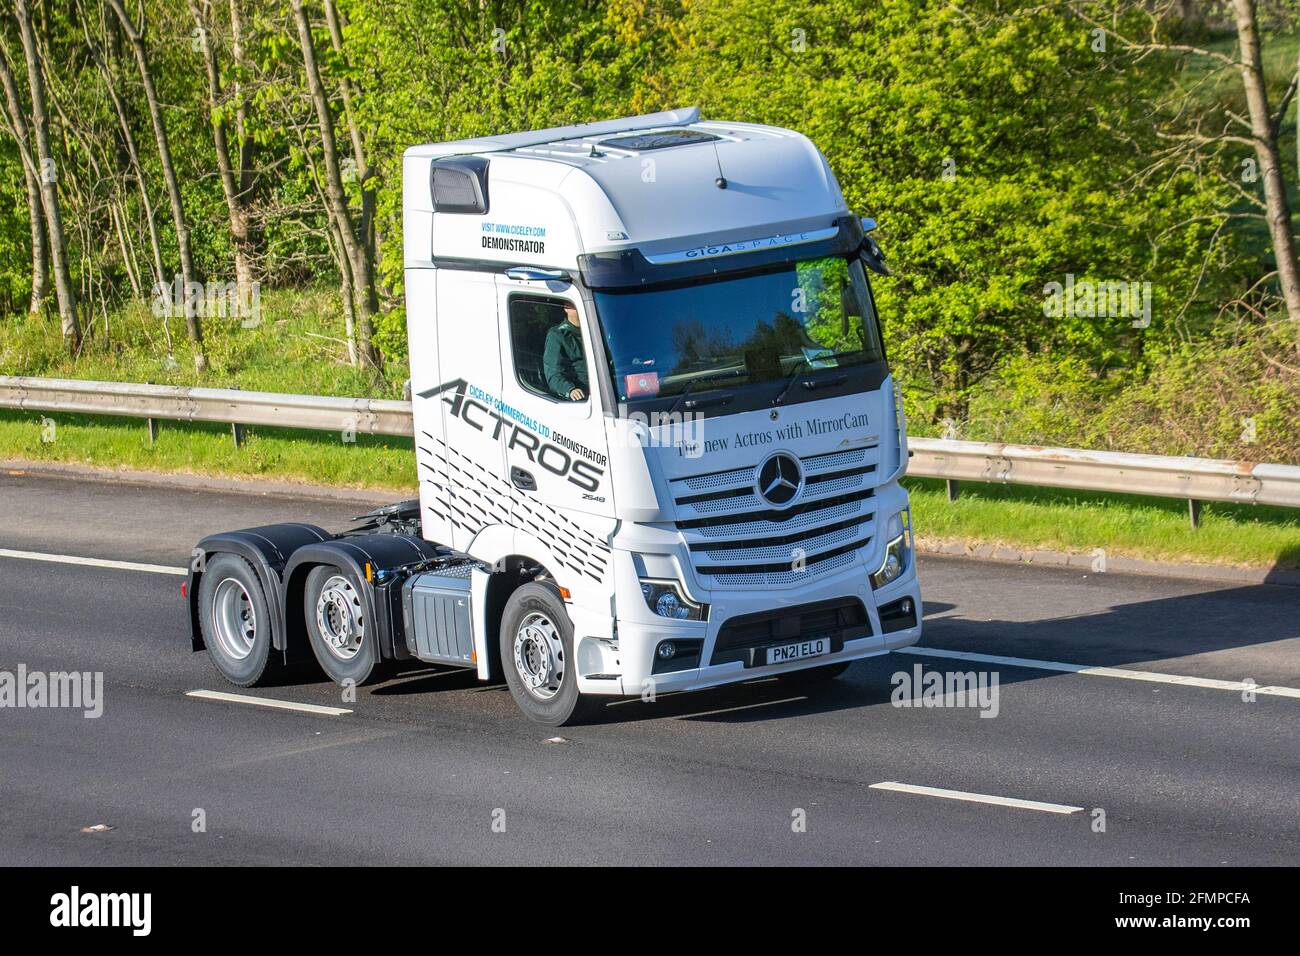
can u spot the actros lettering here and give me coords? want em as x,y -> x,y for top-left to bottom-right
417,379 -> 604,493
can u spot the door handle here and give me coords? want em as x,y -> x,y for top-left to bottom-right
510,466 -> 536,491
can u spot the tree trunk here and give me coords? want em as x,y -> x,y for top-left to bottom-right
1231,0 -> 1300,325
327,218 -> 361,367
14,0 -> 79,349
106,0 -> 207,370
228,0 -> 255,200
0,38 -> 47,314
111,201 -> 143,299
290,0 -> 380,370
188,0 -> 256,311
82,20 -> 167,294
228,0 -> 257,278
27,168 -> 49,313
322,0 -> 379,268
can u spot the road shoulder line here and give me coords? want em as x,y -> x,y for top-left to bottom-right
898,646 -> 1299,698
0,547 -> 186,576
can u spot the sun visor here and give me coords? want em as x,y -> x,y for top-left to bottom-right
578,215 -> 863,290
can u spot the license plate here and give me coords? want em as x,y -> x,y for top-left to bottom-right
767,636 -> 830,665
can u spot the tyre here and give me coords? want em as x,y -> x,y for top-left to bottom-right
303,564 -> 382,685
499,582 -> 601,726
198,552 -> 276,686
777,660 -> 852,686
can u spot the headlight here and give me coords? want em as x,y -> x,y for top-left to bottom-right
870,510 -> 911,589
639,579 -> 708,621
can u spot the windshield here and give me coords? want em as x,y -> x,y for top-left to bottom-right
593,256 -> 885,405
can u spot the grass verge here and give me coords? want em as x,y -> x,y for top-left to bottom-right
0,288 -> 407,399
906,477 -> 1300,570
0,410 -> 416,492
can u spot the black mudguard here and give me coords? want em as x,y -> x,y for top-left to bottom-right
282,534 -> 444,661
188,524 -> 331,654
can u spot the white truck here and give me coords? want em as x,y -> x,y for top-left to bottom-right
187,108 -> 922,725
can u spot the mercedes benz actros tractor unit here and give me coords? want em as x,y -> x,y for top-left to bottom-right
187,108 -> 922,725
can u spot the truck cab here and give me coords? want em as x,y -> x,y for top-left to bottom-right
188,108 -> 921,725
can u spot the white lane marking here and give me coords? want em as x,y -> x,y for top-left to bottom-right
8,545 -> 1295,700
0,547 -> 186,577
186,690 -> 352,716
870,781 -> 1084,815
898,646 -> 1300,699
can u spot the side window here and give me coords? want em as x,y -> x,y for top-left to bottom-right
508,295 -> 589,403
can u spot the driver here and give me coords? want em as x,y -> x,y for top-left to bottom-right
543,302 -> 588,401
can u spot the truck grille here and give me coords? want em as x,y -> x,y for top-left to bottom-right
672,447 -> 877,588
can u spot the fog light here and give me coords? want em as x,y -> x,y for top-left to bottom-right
652,638 -> 703,675
879,595 -> 918,634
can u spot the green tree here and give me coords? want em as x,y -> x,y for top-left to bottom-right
664,0 -> 1233,423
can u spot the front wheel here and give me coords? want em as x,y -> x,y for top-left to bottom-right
499,582 -> 601,726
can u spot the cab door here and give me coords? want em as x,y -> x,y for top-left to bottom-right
494,274 -> 616,538
425,269 -> 510,554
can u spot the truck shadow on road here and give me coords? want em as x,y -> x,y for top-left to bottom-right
261,584 -> 1297,725
918,583 -> 1299,675
582,584 -> 1300,725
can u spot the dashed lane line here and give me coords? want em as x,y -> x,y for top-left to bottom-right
869,781 -> 1084,814
5,548 -> 1296,700
186,690 -> 352,716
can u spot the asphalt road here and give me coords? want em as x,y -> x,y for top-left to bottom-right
1,471 -> 1297,865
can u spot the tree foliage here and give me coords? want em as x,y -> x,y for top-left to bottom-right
0,0 -> 1295,457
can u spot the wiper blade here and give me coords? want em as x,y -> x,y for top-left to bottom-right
664,367 -> 743,415
771,357 -> 809,406
665,377 -> 698,418
682,392 -> 733,410
772,352 -> 857,406
803,374 -> 847,391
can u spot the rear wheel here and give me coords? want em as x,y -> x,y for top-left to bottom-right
500,582 -> 601,726
198,553 -> 276,686
778,660 -> 852,686
303,564 -> 381,685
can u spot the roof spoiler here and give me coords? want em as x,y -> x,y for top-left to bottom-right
408,108 -> 702,159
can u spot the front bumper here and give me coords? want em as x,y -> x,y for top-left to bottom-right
572,550 -> 921,697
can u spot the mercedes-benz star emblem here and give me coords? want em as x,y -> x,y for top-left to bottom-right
756,453 -> 802,507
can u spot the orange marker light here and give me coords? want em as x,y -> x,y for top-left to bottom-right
558,586 -> 571,600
